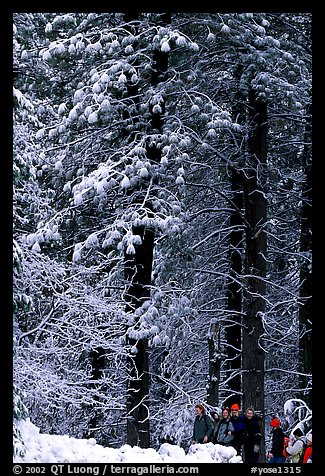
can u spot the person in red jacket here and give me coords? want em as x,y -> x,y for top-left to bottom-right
303,433 -> 312,463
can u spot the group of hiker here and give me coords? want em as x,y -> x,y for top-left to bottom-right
191,403 -> 312,464
268,418 -> 312,464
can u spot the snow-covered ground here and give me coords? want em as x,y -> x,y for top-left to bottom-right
14,419 -> 242,464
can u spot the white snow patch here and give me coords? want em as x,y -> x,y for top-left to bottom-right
14,419 -> 242,463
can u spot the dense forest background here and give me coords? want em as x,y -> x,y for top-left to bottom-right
13,12 -> 312,462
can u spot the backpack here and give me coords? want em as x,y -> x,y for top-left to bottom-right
203,414 -> 213,442
298,442 -> 308,464
283,436 -> 290,458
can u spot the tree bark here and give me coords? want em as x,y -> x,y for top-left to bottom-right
125,13 -> 170,448
224,167 -> 243,409
125,225 -> 154,448
87,347 -> 105,440
224,75 -> 245,410
242,89 -> 267,462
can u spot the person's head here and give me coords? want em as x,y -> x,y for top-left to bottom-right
306,433 -> 312,446
222,407 -> 230,419
194,404 -> 205,416
293,428 -> 304,439
270,418 -> 281,429
245,407 -> 255,419
231,403 -> 240,416
211,411 -> 219,422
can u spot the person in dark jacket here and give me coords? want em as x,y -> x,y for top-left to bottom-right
243,407 -> 262,463
191,404 -> 213,444
230,403 -> 247,456
212,407 -> 235,446
267,418 -> 286,463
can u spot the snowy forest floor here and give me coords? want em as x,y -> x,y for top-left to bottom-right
14,419 -> 242,464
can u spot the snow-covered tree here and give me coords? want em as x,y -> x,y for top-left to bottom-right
13,12 -> 312,454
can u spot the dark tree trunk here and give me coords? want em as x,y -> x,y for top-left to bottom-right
125,13 -> 170,448
87,347 -> 105,439
298,103 -> 312,408
224,167 -> 243,409
125,226 -> 154,448
122,11 -> 152,448
207,321 -> 221,407
224,73 -> 245,410
242,89 -> 267,462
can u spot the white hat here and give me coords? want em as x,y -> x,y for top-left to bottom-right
307,433 -> 312,443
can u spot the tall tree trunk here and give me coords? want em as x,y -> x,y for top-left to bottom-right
224,167 -> 243,409
87,346 -> 105,440
223,75 -> 245,410
125,13 -> 170,448
298,102 -> 312,408
242,89 -> 267,462
125,226 -> 154,448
